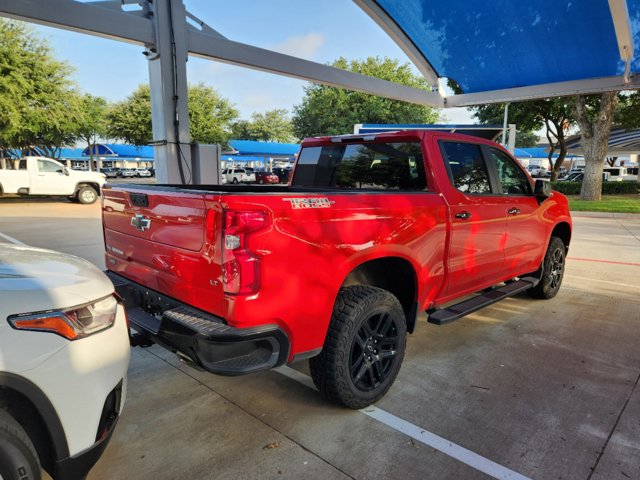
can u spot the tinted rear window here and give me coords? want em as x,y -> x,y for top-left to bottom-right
292,142 -> 427,191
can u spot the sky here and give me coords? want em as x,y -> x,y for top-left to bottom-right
31,0 -> 475,124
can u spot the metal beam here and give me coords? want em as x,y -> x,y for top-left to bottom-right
444,75 -> 640,107
352,0 -> 440,89
0,0 -> 153,45
186,30 -> 443,107
608,0 -> 635,82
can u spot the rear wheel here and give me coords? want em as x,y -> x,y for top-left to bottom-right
0,410 -> 41,480
309,286 -> 407,409
77,186 -> 98,205
527,236 -> 566,299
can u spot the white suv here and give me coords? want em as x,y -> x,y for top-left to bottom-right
0,244 -> 130,480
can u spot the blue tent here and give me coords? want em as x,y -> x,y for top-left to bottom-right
361,0 -> 640,105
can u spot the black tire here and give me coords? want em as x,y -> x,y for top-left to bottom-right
527,236 -> 566,299
309,286 -> 407,409
0,410 -> 41,480
76,186 -> 98,205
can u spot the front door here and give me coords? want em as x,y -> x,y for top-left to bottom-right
31,158 -> 73,195
484,147 -> 547,276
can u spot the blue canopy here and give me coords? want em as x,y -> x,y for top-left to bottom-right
228,140 -> 300,156
360,0 -> 640,104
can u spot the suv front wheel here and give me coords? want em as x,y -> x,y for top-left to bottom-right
0,410 -> 40,480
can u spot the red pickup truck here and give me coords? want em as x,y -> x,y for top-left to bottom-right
103,130 -> 571,408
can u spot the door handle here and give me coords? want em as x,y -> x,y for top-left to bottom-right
508,208 -> 521,215
455,211 -> 472,220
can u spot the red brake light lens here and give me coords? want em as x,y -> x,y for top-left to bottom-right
222,210 -> 270,295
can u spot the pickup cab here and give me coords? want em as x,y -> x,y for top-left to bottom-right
103,131 -> 572,408
0,156 -> 106,204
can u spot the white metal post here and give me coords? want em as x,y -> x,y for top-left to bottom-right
501,103 -> 509,146
507,124 -> 516,153
147,0 -> 192,184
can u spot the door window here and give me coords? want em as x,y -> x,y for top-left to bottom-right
441,142 -> 492,194
37,159 -> 62,173
488,148 -> 532,195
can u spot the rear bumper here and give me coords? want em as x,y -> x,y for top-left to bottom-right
106,271 -> 289,375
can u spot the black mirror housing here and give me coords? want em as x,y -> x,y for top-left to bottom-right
534,179 -> 551,199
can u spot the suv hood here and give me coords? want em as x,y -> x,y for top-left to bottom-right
0,244 -> 114,315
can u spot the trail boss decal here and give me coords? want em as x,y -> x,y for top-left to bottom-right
283,197 -> 334,209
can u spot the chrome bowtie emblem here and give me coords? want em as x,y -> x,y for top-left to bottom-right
131,214 -> 151,232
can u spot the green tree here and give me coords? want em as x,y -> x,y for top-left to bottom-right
574,92 -> 618,201
0,19 -> 80,158
473,98 -> 575,180
248,109 -> 296,142
230,120 -> 254,140
75,93 -> 108,170
292,57 -> 439,138
107,83 -> 238,146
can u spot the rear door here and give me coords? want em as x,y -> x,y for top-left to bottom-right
437,140 -> 508,298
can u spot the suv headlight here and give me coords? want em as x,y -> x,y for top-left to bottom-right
8,295 -> 118,340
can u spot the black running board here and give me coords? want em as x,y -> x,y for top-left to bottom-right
427,277 -> 540,325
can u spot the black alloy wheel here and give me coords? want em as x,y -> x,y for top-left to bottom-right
309,286 -> 407,409
528,236 -> 566,299
350,311 -> 401,392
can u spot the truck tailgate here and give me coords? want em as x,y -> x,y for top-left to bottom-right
102,186 -> 225,317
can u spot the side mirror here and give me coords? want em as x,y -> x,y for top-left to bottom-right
534,179 -> 551,199
63,167 -> 70,176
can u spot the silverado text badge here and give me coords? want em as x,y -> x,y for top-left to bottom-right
283,197 -> 334,209
131,214 -> 151,231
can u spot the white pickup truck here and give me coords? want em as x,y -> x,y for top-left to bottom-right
0,157 -> 106,204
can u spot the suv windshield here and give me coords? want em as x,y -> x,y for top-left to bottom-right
292,142 -> 427,190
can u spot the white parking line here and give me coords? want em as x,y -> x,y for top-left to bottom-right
0,231 -> 25,245
276,366 -> 532,480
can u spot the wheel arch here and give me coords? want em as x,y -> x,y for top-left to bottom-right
341,256 -> 419,333
74,182 -> 101,195
0,373 -> 69,475
551,221 -> 572,250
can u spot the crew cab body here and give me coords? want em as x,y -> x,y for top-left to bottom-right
103,130 -> 571,408
0,156 -> 106,204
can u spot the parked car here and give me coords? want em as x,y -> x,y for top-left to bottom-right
271,167 -> 293,183
101,168 -> 119,178
135,168 -> 152,178
117,168 -> 136,178
603,166 -> 639,182
221,167 -> 255,183
0,156 -> 105,204
560,171 -> 610,182
254,171 -> 280,184
103,130 -> 571,409
0,243 -> 130,480
527,164 -> 546,177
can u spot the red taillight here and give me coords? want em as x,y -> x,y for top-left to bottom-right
222,210 -> 270,295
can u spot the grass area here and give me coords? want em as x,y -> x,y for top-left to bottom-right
567,194 -> 640,213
